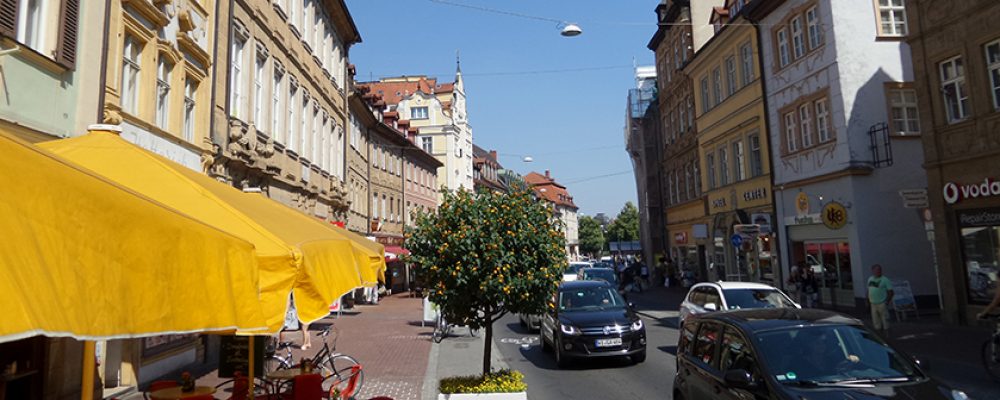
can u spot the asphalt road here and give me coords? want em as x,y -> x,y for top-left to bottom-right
491,288 -> 684,399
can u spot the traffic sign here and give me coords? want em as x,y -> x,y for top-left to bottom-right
734,224 -> 761,237
731,234 -> 743,248
899,189 -> 929,209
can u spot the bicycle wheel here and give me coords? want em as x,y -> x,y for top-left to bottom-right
432,314 -> 446,343
323,355 -> 365,398
265,355 -> 290,372
983,337 -> 1000,381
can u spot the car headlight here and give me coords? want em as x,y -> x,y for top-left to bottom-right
631,319 -> 644,331
952,390 -> 971,400
560,323 -> 581,336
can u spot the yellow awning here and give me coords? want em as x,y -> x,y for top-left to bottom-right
0,128 -> 266,343
329,224 -> 387,284
39,129 -> 364,328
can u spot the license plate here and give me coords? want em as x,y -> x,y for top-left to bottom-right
595,338 -> 622,347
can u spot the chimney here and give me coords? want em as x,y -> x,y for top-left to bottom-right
489,150 -> 497,160
545,170 -> 550,179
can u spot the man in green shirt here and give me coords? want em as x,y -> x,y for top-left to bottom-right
867,264 -> 894,337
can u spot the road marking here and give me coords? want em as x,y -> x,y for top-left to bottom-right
499,336 -> 539,345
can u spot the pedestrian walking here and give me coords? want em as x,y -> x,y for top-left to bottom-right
280,293 -> 312,350
640,261 -> 649,290
867,264 -> 894,337
802,268 -> 819,308
787,266 -> 804,304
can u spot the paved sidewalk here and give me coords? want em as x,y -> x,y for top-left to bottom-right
421,325 -> 510,400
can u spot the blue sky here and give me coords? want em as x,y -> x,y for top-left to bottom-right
346,0 -> 657,217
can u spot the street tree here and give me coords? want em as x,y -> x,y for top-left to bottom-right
578,215 -> 605,257
406,187 -> 566,375
606,201 -> 640,244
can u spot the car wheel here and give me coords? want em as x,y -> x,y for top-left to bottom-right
555,338 -> 570,368
631,350 -> 646,364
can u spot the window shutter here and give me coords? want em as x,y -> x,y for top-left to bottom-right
0,0 -> 18,38
55,0 -> 80,69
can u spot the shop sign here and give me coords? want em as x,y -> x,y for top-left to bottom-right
743,187 -> 768,202
734,224 -> 760,237
821,201 -> 848,230
795,192 -> 810,217
957,208 -> 1000,227
943,178 -> 1000,204
674,232 -> 688,245
712,197 -> 728,209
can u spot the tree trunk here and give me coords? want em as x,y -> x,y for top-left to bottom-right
482,317 -> 492,376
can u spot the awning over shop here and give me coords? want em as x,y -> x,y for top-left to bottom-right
39,129 -> 364,328
0,128 -> 266,343
384,246 -> 410,262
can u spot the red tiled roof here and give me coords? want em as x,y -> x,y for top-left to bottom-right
361,77 -> 456,105
524,171 -> 577,209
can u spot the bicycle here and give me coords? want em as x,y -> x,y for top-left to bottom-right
265,325 -> 365,395
431,309 -> 481,343
981,313 -> 1000,380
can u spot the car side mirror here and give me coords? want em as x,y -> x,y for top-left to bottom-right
723,369 -> 756,389
704,303 -> 718,311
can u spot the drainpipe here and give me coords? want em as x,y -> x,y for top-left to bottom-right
96,0 -> 112,125
366,126 -> 372,236
746,12 -> 783,287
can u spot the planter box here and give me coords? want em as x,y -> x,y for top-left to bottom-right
438,392 -> 527,400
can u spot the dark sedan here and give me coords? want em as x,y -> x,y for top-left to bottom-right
540,280 -> 646,367
673,309 -> 972,400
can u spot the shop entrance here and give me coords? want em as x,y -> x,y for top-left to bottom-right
791,241 -> 854,307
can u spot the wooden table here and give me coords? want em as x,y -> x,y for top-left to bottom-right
148,386 -> 215,399
265,368 -> 312,380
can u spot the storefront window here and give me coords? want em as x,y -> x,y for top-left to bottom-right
958,209 -> 1000,305
797,241 -> 853,297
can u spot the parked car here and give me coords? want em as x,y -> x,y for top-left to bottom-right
540,280 -> 646,367
577,267 -> 619,287
673,309 -> 969,400
679,282 -> 798,326
563,261 -> 592,282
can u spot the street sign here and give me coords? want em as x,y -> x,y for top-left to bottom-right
734,224 -> 761,237
730,234 -> 743,248
899,189 -> 929,209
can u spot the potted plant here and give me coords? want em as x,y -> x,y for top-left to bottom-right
438,370 -> 527,400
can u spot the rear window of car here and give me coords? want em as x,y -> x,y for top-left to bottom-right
723,289 -> 796,310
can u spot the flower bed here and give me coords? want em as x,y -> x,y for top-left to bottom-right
437,370 -> 528,400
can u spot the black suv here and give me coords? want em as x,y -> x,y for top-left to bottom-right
674,309 -> 969,400
540,280 -> 646,367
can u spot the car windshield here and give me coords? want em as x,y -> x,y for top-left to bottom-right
559,286 -> 625,312
723,289 -> 796,309
564,264 -> 580,274
584,269 -> 617,283
755,325 -> 921,384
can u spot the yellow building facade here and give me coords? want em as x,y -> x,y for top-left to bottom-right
685,9 -> 778,284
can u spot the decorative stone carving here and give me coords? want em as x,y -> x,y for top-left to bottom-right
102,108 -> 122,125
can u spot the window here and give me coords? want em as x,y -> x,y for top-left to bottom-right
183,79 -> 196,142
254,51 -> 266,127
693,161 -> 701,195
784,112 -> 799,152
411,106 -> 429,120
687,97 -> 694,128
706,153 -> 716,189
272,67 -> 284,142
806,6 -> 822,49
748,133 -> 763,177
381,195 -> 387,221
718,147 -> 729,186
312,106 -> 321,162
958,209 -> 1000,305
986,41 -> 1000,110
421,137 -> 432,153
230,31 -> 246,119
679,321 -> 697,356
701,78 -> 710,113
733,140 -> 746,181
725,56 -> 737,96
815,98 -> 831,142
777,29 -> 790,67
887,88 -> 920,134
876,0 -> 907,37
684,164 -> 693,200
940,56 -> 969,123
121,35 -> 141,114
673,43 -> 681,70
719,329 -> 759,379
791,16 -> 805,59
799,104 -> 814,148
155,57 -> 171,130
300,96 -> 309,155
681,32 -> 689,63
740,41 -> 754,86
16,0 -> 45,51
372,193 -> 378,219
712,67 -> 723,105
288,82 -> 298,152
692,323 -> 721,367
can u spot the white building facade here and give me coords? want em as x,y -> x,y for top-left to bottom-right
750,0 -> 936,308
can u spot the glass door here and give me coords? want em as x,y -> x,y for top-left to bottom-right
803,241 -> 853,307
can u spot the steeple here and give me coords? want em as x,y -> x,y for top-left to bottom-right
456,49 -> 462,76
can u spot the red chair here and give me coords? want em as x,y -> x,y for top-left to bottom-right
144,380 -> 178,400
280,373 -> 323,400
329,365 -> 362,400
183,395 -> 215,400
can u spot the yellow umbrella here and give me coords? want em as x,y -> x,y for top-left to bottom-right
40,128 -> 369,327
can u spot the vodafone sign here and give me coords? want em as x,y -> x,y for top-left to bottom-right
943,178 -> 1000,204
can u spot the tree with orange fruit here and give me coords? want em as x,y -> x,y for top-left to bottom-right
406,185 -> 566,375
